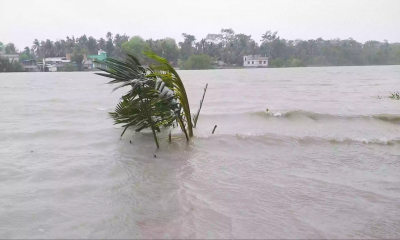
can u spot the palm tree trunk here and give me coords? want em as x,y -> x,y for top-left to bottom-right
177,115 -> 189,141
150,125 -> 160,148
138,87 -> 159,148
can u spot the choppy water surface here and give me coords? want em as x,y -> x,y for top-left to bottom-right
1,66 -> 400,239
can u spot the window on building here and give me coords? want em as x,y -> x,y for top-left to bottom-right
252,61 -> 254,64
264,61 -> 267,64
259,61 -> 262,64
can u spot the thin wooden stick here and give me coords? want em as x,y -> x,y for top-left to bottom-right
193,83 -> 208,128
178,116 -> 190,141
212,125 -> 217,134
169,131 -> 172,143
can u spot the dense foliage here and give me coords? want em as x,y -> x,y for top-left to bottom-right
70,47 -> 86,71
0,57 -> 24,72
4,43 -> 17,54
390,92 -> 400,100
120,36 -> 147,63
1,28 -> 400,72
63,63 -> 76,72
96,51 -> 195,147
180,54 -> 213,70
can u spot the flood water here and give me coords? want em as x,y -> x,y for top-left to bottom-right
1,66 -> 400,239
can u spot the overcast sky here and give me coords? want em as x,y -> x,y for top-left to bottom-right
1,0 -> 400,50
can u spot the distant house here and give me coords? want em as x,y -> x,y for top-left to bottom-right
243,55 -> 268,67
21,59 -> 39,72
66,52 -> 93,70
83,59 -> 93,70
0,42 -> 20,63
65,54 -> 94,70
43,57 -> 71,72
87,50 -> 107,69
0,52 -> 19,63
214,60 -> 227,68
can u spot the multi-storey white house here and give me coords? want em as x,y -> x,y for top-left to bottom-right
243,55 -> 268,67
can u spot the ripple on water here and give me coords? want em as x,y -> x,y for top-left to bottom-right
0,69 -> 400,238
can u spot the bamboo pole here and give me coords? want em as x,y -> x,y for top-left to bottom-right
212,125 -> 217,134
194,83 -> 208,128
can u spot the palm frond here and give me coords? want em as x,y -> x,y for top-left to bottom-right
97,51 -> 195,148
144,49 -> 194,137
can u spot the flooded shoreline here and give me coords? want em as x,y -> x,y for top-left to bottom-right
1,66 -> 400,238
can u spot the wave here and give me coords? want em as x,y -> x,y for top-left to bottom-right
204,109 -> 400,124
257,110 -> 400,123
199,110 -> 400,124
196,133 -> 400,146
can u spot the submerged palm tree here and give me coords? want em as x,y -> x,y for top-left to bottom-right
144,50 -> 194,137
96,51 -> 193,147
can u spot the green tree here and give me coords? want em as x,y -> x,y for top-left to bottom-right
5,43 -> 17,54
182,54 -> 213,70
64,36 -> 75,54
19,30 -> 400,69
112,34 -> 129,59
270,58 -> 285,68
54,41 -> 64,57
71,47 -> 86,71
0,57 -> 24,72
121,36 -> 147,63
86,36 -> 98,55
106,32 -> 113,41
286,58 -> 304,67
43,40 -> 54,57
179,33 -> 196,61
64,63 -> 76,72
98,38 -> 106,50
19,54 -> 29,61
23,47 -> 31,59
105,38 -> 114,58
260,30 -> 278,58
78,35 -> 88,48
146,38 -> 179,65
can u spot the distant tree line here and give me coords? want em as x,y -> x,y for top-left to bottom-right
1,29 -> 400,71
0,42 -> 24,72
0,57 -> 24,72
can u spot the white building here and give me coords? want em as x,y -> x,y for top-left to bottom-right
21,59 -> 39,72
0,53 -> 19,63
243,55 -> 268,67
43,57 -> 71,72
0,42 -> 20,63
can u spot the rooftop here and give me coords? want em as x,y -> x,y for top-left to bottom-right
44,57 -> 70,63
244,55 -> 268,61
